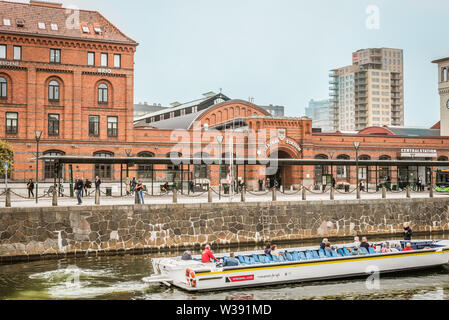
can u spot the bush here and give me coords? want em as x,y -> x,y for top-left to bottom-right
0,140 -> 14,177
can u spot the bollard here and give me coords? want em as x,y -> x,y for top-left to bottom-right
430,185 -> 434,198
382,186 -> 387,199
208,187 -> 213,203
302,187 -> 307,201
356,186 -> 361,200
52,188 -> 58,207
406,186 -> 411,199
173,188 -> 178,204
241,187 -> 246,202
272,188 -> 277,202
135,190 -> 139,204
95,189 -> 100,205
5,189 -> 11,208
330,187 -> 334,200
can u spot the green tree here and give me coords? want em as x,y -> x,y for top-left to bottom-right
0,140 -> 14,177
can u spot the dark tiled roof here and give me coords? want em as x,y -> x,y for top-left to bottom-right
386,127 -> 441,137
0,0 -> 137,45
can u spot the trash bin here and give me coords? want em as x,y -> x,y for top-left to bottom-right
344,185 -> 350,193
106,187 -> 112,196
223,184 -> 229,195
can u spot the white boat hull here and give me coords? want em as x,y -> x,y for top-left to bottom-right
145,240 -> 449,292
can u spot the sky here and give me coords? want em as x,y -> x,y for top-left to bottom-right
23,0 -> 449,127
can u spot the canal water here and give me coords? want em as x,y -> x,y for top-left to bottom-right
0,234 -> 448,300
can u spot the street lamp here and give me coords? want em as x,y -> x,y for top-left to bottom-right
125,149 -> 132,179
329,152 -> 334,188
34,130 -> 43,204
354,141 -> 361,198
217,135 -> 223,200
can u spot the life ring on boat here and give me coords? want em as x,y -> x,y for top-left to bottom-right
185,268 -> 197,287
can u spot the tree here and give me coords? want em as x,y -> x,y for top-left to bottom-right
0,140 -> 14,177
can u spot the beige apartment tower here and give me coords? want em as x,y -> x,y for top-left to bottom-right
330,48 -> 404,131
433,57 -> 449,136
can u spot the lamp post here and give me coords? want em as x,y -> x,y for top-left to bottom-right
34,130 -> 43,204
216,135 -> 223,200
125,149 -> 131,178
329,152 -> 334,186
354,141 -> 360,199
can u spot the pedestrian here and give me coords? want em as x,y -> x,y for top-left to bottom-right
136,179 -> 144,204
84,178 -> 91,196
189,180 -> 195,194
80,177 -> 85,197
27,179 -> 35,198
258,179 -> 264,192
125,177 -> 131,196
74,177 -> 83,205
131,177 -> 137,195
417,176 -> 423,192
95,176 -> 101,191
403,222 -> 413,241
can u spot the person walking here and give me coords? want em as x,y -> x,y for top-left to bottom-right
136,180 -> 144,204
258,179 -> 264,192
125,177 -> 131,196
95,176 -> 101,191
74,177 -> 83,205
417,176 -> 423,192
27,179 -> 35,198
79,177 -> 85,197
403,222 -> 413,241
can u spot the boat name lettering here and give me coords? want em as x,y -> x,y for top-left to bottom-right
227,275 -> 254,282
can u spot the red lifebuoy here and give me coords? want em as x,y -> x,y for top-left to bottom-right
185,268 -> 197,287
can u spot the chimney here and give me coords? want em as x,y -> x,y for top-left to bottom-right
29,1 -> 63,8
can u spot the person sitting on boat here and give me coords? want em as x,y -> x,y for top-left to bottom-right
271,245 -> 280,258
391,243 -> 402,252
380,243 -> 389,253
403,223 -> 413,241
403,243 -> 414,252
223,253 -> 240,267
320,238 -> 329,250
353,236 -> 361,247
264,244 -> 272,255
360,237 -> 370,251
181,249 -> 193,261
201,245 -> 218,263
351,247 -> 361,256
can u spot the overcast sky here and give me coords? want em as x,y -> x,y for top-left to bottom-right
30,0 -> 449,127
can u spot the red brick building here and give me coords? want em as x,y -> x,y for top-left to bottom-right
1,1 -> 449,192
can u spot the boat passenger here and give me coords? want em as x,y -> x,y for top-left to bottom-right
320,238 -> 329,250
201,245 -> 218,263
403,223 -> 413,241
403,243 -> 414,252
223,253 -> 240,267
264,244 -> 272,255
353,236 -> 361,247
381,243 -> 389,253
351,247 -> 361,256
181,249 -> 193,261
394,243 -> 403,252
360,237 -> 370,251
271,245 -> 280,258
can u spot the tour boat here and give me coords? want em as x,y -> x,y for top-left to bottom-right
143,240 -> 449,292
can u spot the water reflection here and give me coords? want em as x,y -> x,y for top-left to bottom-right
0,234 -> 448,300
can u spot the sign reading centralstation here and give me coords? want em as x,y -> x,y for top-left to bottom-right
400,148 -> 437,158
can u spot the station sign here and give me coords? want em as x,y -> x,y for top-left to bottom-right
0,60 -> 19,67
400,148 -> 437,158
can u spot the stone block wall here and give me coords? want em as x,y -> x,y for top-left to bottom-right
1,198 -> 449,263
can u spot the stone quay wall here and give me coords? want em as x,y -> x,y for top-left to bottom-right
1,198 -> 449,263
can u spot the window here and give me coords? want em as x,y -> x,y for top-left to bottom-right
100,53 -> 108,67
0,45 -> 6,59
48,80 -> 60,101
38,22 -> 46,29
113,54 -> 121,68
137,152 -> 154,179
94,27 -> 102,35
88,52 -> 95,66
50,49 -> 61,63
98,83 -> 108,104
82,26 -> 90,33
336,155 -> 350,180
0,77 -> 6,98
50,23 -> 58,31
107,116 -> 117,137
44,150 -> 65,180
6,112 -> 17,134
89,116 -> 100,136
3,19 -> 11,26
48,114 -> 59,136
13,46 -> 21,60
93,151 -> 114,180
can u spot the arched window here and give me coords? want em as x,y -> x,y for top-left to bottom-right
166,152 -> 182,185
438,156 -> 448,162
98,83 -> 108,104
379,155 -> 391,182
442,68 -> 448,82
137,152 -> 155,179
44,150 -> 65,180
0,77 -> 7,99
48,80 -> 60,101
358,155 -> 371,180
194,152 -> 209,179
93,151 -> 114,180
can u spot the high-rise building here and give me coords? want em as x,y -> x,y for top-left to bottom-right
433,57 -> 449,136
330,48 -> 404,131
305,99 -> 334,132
